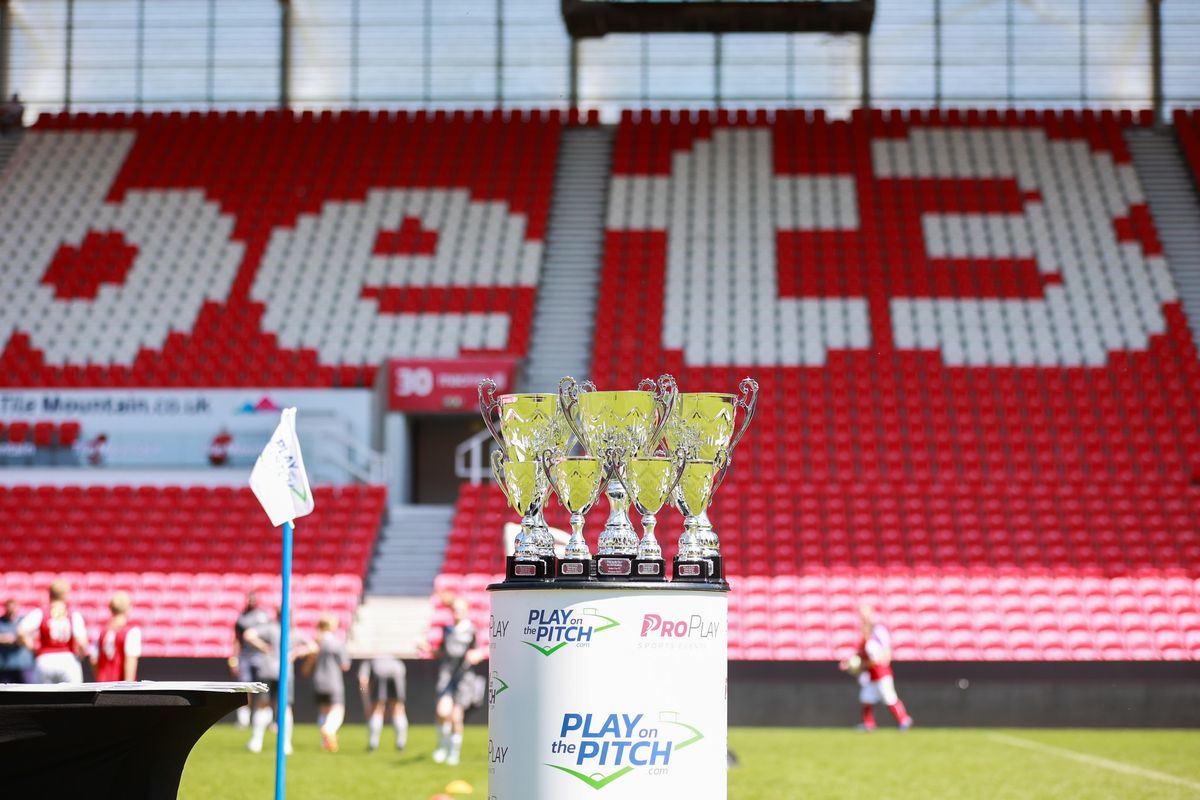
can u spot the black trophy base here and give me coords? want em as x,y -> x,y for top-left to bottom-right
630,557 -> 666,581
506,556 -> 550,582
555,558 -> 595,581
705,554 -> 726,583
672,556 -> 718,584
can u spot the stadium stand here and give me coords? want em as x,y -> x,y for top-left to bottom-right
1,484 -> 385,656
1175,110 -> 1200,191
0,109 -> 563,387
434,108 -> 1200,661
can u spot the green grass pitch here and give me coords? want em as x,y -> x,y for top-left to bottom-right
179,724 -> 1200,800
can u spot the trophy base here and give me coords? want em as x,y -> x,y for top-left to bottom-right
672,555 -> 726,585
594,555 -> 635,580
630,558 -> 666,581
705,554 -> 726,583
555,558 -> 595,581
505,556 -> 550,582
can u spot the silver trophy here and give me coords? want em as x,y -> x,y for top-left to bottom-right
479,380 -> 573,575
608,446 -> 687,580
663,377 -> 758,579
558,376 -> 676,578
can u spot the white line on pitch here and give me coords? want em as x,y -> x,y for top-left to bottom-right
987,733 -> 1200,793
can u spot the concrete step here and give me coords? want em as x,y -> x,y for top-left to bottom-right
347,596 -> 433,659
518,125 -> 615,391
1127,127 -> 1200,348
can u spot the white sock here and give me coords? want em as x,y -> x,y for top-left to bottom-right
449,732 -> 463,758
250,707 -> 273,748
368,712 -> 384,749
283,707 -> 294,749
321,705 -> 345,736
237,705 -> 251,727
438,722 -> 452,749
393,711 -> 408,749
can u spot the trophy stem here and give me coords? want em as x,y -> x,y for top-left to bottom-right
513,522 -> 540,562
564,513 -> 591,560
637,514 -> 662,560
598,478 -> 639,556
695,508 -> 720,557
523,504 -> 554,559
677,516 -> 704,561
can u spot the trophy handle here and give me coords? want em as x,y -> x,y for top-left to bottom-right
540,448 -> 563,504
478,379 -> 505,450
645,373 -> 678,456
557,376 -> 591,454
667,446 -> 689,497
607,448 -> 632,498
711,448 -> 732,494
490,449 -> 510,504
602,447 -> 627,488
729,377 -> 759,454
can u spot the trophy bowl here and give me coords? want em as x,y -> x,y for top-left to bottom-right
542,452 -> 608,580
480,387 -> 573,464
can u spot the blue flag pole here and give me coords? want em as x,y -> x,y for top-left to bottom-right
274,519 -> 294,800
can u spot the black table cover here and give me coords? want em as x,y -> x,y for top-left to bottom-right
0,682 -> 264,799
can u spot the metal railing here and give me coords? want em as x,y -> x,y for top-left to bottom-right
454,427 -> 495,485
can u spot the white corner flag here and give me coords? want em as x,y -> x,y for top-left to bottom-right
249,407 -> 315,527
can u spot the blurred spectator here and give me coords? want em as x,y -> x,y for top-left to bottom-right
0,93 -> 23,135
91,591 -> 141,682
86,433 -> 109,466
0,599 -> 34,683
17,579 -> 89,683
208,427 -> 233,466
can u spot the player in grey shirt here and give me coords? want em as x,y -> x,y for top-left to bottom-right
358,656 -> 408,752
425,596 -> 484,766
229,592 -> 271,727
305,614 -> 351,752
243,609 -> 313,755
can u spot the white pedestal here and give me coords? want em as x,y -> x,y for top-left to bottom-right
487,583 -> 728,800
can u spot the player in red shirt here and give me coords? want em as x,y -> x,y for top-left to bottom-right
16,579 -> 88,683
91,591 -> 141,682
840,604 -> 913,731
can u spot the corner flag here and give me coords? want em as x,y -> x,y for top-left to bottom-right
247,406 -> 314,800
249,407 -> 314,527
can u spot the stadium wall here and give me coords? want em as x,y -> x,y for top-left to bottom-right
134,659 -> 1200,729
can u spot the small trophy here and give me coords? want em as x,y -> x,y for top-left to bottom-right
672,449 -> 730,583
480,380 -> 573,573
491,451 -> 551,581
663,378 -> 758,581
609,447 -> 686,581
558,375 -> 676,578
541,450 -> 607,581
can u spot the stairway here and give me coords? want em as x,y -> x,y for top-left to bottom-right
349,504 -> 454,657
520,125 -> 614,391
347,595 -> 433,659
0,131 -> 23,176
365,504 -> 455,596
1127,128 -> 1200,346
